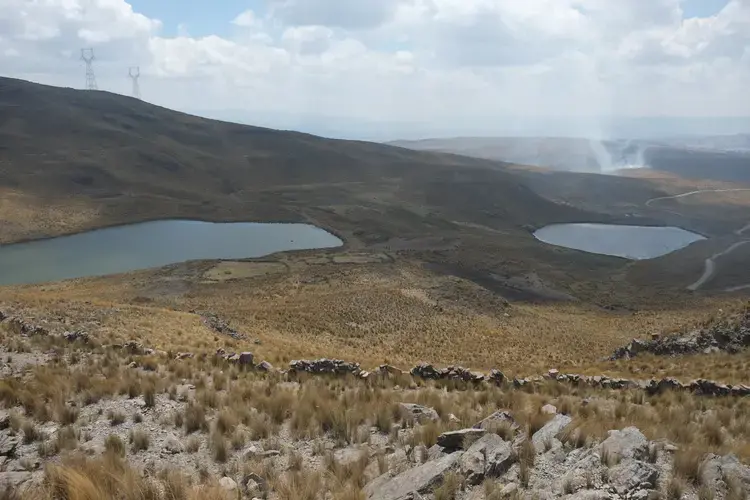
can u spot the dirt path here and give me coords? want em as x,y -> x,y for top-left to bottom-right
645,188 -> 750,207
645,188 -> 750,292
687,241 -> 750,291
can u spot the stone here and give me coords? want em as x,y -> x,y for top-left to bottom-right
163,434 -> 184,454
489,369 -> 505,385
701,454 -> 750,492
460,433 -> 514,485
0,471 -> 32,489
399,403 -> 439,424
410,363 -> 443,380
427,444 -> 446,461
436,428 -> 487,451
363,451 -> 463,500
255,360 -> 273,372
541,404 -> 557,415
0,412 -> 10,430
243,473 -> 267,496
599,427 -> 648,462
289,359 -> 361,376
219,476 -> 238,492
532,414 -> 572,452
0,436 -> 18,457
474,410 -> 518,433
608,460 -> 659,495
499,483 -> 518,497
238,352 -> 254,365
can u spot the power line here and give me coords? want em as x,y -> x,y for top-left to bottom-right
129,66 -> 141,99
81,48 -> 98,91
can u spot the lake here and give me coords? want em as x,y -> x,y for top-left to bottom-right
534,223 -> 705,260
0,220 -> 343,286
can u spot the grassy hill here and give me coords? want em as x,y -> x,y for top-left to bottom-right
2,76 -> 749,307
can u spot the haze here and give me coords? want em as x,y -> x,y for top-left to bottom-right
1,0 -> 749,140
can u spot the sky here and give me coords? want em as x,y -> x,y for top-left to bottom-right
1,0 -> 749,140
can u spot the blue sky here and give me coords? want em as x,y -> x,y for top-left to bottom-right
128,0 -> 732,38
128,0 -> 263,37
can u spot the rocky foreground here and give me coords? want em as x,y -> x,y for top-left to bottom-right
1,312 -> 750,499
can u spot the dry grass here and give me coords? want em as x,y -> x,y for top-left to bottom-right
20,454 -> 233,500
1,261 -> 739,381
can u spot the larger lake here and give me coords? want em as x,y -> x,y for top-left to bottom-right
534,223 -> 705,260
0,220 -> 343,286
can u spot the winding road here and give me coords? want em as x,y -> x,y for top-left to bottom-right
645,189 -> 750,292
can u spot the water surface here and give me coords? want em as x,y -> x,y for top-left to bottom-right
534,223 -> 705,260
0,220 -> 343,285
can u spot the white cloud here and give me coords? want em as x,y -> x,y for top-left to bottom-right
0,0 -> 748,137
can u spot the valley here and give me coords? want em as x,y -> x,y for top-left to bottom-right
2,77 -> 750,499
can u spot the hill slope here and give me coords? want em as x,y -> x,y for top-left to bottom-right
2,76 -> 746,305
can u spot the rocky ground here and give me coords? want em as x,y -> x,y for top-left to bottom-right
0,313 -> 750,499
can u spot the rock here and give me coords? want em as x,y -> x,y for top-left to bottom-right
541,404 -> 557,415
474,410 -> 518,433
399,403 -> 439,424
0,436 -> 18,457
410,363 -> 443,380
243,473 -> 267,496
499,483 -> 518,497
566,492 -> 613,500
363,451 -> 463,500
219,476 -> 238,493
599,427 -> 648,462
176,352 -> 194,360
460,433 -> 514,485
243,445 -> 262,459
163,434 -> 184,454
289,359 -> 361,376
256,360 -> 273,372
0,471 -> 32,489
238,352 -> 254,365
547,368 -> 560,379
701,454 -> 750,492
427,444 -> 446,461
437,428 -> 487,451
532,414 -> 572,452
608,460 -> 659,495
489,369 -> 505,385
0,412 -> 10,431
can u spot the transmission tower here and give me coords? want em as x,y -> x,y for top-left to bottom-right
129,66 -> 141,99
81,48 -> 98,90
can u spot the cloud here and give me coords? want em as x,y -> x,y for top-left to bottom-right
1,0 -> 749,137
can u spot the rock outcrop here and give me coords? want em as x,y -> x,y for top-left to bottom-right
363,451 -> 463,500
611,309 -> 750,360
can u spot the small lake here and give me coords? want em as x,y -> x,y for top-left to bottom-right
0,220 -> 343,286
534,223 -> 705,260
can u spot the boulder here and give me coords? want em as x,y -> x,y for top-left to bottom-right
474,410 -> 518,433
243,473 -> 267,497
399,403 -> 439,424
410,363 -> 442,380
541,404 -> 557,415
0,471 -> 32,489
363,451 -> 463,500
436,428 -> 487,451
532,414 -> 572,452
701,454 -> 750,493
219,476 -> 238,493
255,360 -> 274,372
599,427 -> 649,462
460,433 -> 514,484
289,359 -> 361,376
488,369 -> 505,385
608,460 -> 659,495
238,352 -> 254,365
0,436 -> 18,457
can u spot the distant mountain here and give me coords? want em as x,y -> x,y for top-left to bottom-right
390,136 -> 750,183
